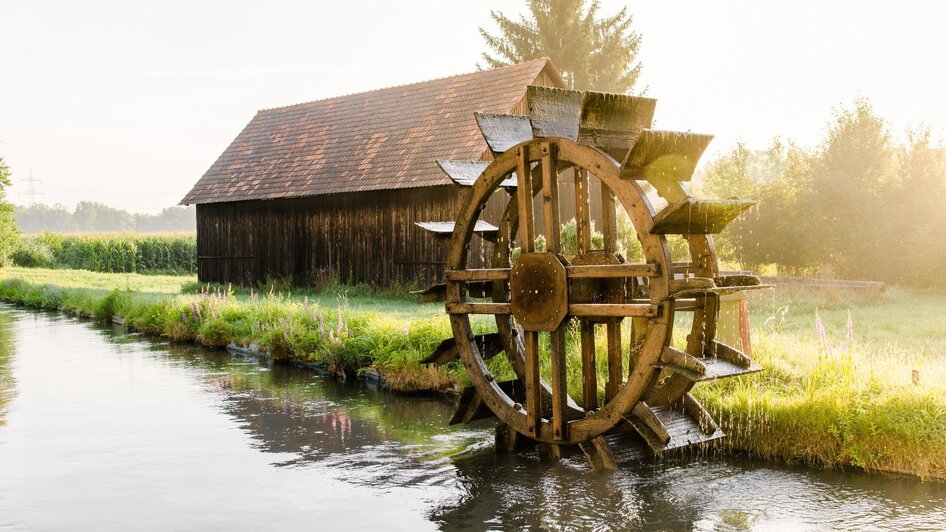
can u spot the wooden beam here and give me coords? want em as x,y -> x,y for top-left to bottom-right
444,268 -> 510,281
574,168 -> 592,254
541,142 -> 562,253
445,302 -> 512,315
566,263 -> 658,278
549,328 -> 568,446
516,145 -> 536,251
606,320 -> 623,401
580,320 -> 597,411
568,303 -> 657,318
524,330 -> 541,437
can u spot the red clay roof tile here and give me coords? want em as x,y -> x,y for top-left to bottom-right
181,58 -> 557,204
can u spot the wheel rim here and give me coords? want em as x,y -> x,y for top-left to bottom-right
445,138 -> 673,445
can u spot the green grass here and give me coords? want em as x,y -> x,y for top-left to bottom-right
0,267 -> 943,479
697,287 -> 946,480
13,232 -> 197,274
0,266 -> 196,294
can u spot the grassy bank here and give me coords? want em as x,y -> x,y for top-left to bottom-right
701,288 -> 946,480
0,267 -> 943,480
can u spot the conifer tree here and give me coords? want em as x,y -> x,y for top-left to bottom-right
480,0 -> 642,93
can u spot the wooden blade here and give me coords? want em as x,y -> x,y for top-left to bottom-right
475,113 -> 533,153
437,159 -> 517,188
650,198 -> 757,235
620,130 -> 714,182
415,220 -> 500,242
579,91 -> 656,160
626,401 -> 725,453
579,435 -> 618,471
528,85 -> 582,140
420,333 -> 504,365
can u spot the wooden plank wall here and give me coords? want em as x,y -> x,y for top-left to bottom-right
196,185 -> 508,287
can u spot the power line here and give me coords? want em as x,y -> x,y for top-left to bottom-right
19,170 -> 44,207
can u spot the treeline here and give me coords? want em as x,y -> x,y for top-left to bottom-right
700,98 -> 946,287
15,202 -> 196,233
13,232 -> 197,274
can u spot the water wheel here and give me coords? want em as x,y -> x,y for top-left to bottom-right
417,86 -> 768,468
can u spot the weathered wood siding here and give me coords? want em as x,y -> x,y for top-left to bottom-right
196,185 -> 506,287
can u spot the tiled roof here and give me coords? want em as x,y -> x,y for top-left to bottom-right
181,58 -> 558,204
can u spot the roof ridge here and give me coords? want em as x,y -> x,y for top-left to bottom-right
256,57 -> 551,113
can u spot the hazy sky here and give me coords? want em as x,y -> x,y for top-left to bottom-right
2,1 -> 945,213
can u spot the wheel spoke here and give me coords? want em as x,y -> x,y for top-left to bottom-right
629,317 -> 649,377
605,319 -> 623,401
540,142 -> 562,253
523,330 -> 541,437
575,167 -> 592,254
549,328 -> 568,441
580,320 -> 598,410
516,145 -> 536,252
601,181 -> 617,252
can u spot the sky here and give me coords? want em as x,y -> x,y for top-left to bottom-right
2,0 -> 945,213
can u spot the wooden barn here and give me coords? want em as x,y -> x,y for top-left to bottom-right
182,58 -> 603,287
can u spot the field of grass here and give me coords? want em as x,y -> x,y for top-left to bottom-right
12,232 -> 197,274
0,266 -> 943,479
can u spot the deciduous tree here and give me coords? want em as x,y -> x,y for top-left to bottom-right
0,158 -> 20,265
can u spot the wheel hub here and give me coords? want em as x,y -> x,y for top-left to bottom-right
509,252 -> 568,331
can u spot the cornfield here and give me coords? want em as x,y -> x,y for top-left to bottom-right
16,232 -> 197,274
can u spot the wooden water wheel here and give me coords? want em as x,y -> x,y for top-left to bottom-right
417,86 -> 768,468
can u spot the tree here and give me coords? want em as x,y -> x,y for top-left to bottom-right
698,97 -> 946,286
0,158 -> 20,266
699,140 -> 814,272
480,0 -> 642,93
72,201 -> 135,232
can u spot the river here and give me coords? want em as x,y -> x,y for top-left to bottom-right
0,307 -> 944,531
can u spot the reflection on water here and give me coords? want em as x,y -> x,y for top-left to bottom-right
0,310 -> 14,425
0,306 -> 944,531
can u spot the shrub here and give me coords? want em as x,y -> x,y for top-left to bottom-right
10,239 -> 54,268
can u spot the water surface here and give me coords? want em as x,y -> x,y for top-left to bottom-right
1,307 -> 944,531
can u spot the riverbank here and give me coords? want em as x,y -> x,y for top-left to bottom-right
0,267 -> 943,480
